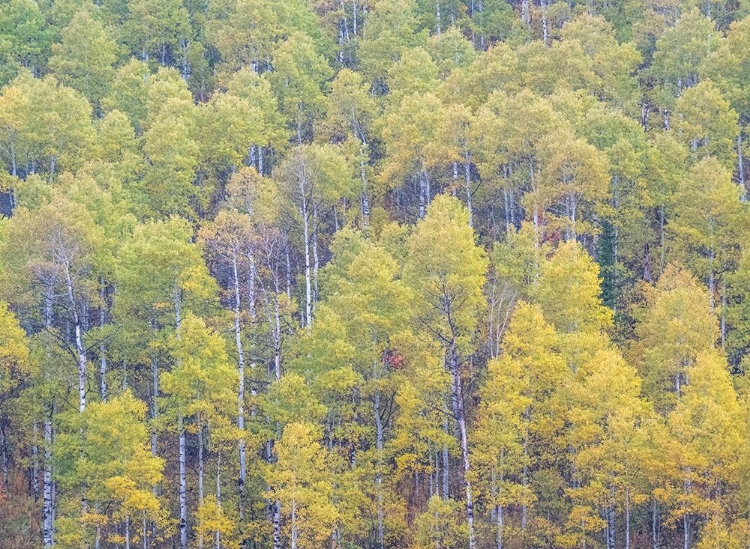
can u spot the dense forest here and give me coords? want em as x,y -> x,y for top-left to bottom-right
0,0 -> 750,548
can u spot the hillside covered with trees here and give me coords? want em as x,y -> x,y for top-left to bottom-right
1,0 -> 750,548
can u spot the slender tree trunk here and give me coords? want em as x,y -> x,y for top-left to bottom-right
607,500 -> 615,549
465,159 -> 473,228
721,277 -> 727,347
216,452 -> 222,549
151,354 -> 159,457
49,154 -> 56,183
284,235 -> 292,300
625,487 -> 631,549
521,413 -> 529,531
449,343 -> 476,549
496,503 -> 503,549
232,249 -> 247,516
652,499 -> 659,549
503,188 -> 511,235
198,424 -> 205,549
33,422 -> 39,501
659,205 -> 666,274
10,140 -> 16,178
179,415 -> 188,549
143,514 -> 148,549
273,293 -> 282,382
291,500 -> 298,549
301,196 -> 312,327
313,209 -> 320,312
419,171 -> 427,219
374,380 -> 385,549
0,421 -> 8,491
738,132 -> 746,198
63,260 -> 86,413
360,158 -> 370,227
43,410 -> 55,548
273,501 -> 282,549
99,284 -> 107,402
442,415 -> 450,500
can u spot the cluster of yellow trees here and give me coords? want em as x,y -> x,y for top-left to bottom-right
1,0 -> 750,548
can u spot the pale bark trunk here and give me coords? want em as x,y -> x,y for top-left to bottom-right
496,503 -> 503,549
419,171 -> 427,219
199,425 -> 204,549
125,515 -> 131,549
313,209 -> 320,313
442,415 -> 450,499
721,278 -> 727,347
10,140 -> 16,178
659,205 -> 666,274
625,487 -> 631,549
0,422 -> 7,490
99,284 -> 107,402
291,500 -> 298,549
216,452 -> 222,549
63,259 -> 86,413
465,159 -> 473,228
151,355 -> 158,457
361,159 -> 370,227
738,133 -> 746,198
450,344 -> 476,549
33,422 -> 39,501
521,416 -> 529,530
49,154 -> 56,183
143,515 -> 148,549
273,292 -> 282,382
374,384 -> 384,549
232,248 -> 247,515
301,195 -> 312,328
273,501 -> 282,549
503,188 -> 511,235
652,499 -> 659,549
285,236 -> 292,299
43,413 -> 54,548
179,415 -> 188,549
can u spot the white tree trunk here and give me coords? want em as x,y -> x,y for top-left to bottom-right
198,424 -> 205,549
63,260 -> 86,413
625,487 -> 631,549
216,452 -> 222,549
179,415 -> 188,549
374,385 -> 384,549
232,249 -> 247,514
301,198 -> 312,328
272,501 -> 282,549
465,159 -> 473,228
99,284 -> 107,402
291,500 -> 298,549
43,414 -> 54,548
450,344 -> 476,549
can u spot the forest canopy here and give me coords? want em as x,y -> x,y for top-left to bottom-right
1,0 -> 750,548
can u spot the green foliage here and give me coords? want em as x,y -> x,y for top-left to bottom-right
0,3 -> 749,549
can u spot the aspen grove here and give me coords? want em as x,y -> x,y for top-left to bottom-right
1,0 -> 750,548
